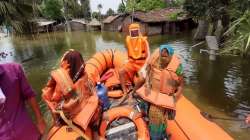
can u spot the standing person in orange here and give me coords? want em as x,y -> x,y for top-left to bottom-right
42,50 -> 100,135
119,23 -> 150,95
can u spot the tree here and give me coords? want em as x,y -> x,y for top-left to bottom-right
80,0 -> 91,20
106,8 -> 115,16
222,10 -> 250,56
121,0 -> 127,7
56,0 -> 91,19
92,11 -> 99,19
184,0 -> 250,56
164,0 -> 185,7
0,0 -> 36,33
41,0 -> 63,20
126,0 -> 166,12
97,4 -> 103,14
63,0 -> 81,18
117,3 -> 126,13
97,4 -> 103,20
229,0 -> 250,19
183,0 -> 229,40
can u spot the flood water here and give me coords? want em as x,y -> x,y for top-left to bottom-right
0,31 -> 250,139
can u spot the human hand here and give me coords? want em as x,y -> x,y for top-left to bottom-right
37,117 -> 46,135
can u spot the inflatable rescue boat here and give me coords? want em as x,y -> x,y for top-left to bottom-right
46,49 -> 233,140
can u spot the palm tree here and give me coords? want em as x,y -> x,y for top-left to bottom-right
97,3 -> 103,13
0,0 -> 35,33
121,0 -> 127,7
97,3 -> 102,20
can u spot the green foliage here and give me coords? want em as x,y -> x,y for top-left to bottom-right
221,10 -> 250,56
41,0 -> 63,20
165,0 -> 185,8
183,0 -> 224,21
66,0 -> 91,19
117,3 -> 126,13
41,0 -> 91,20
168,12 -> 178,20
80,0 -> 91,20
126,0 -> 166,12
92,12 -> 99,19
106,8 -> 115,16
0,0 -> 35,33
228,0 -> 250,19
165,10 -> 185,21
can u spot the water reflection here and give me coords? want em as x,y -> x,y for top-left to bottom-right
101,31 -> 124,43
0,38 -> 15,63
0,31 -> 249,139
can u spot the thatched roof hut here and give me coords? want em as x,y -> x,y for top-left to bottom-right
88,18 -> 101,31
70,19 -> 87,31
122,8 -> 194,35
102,14 -> 126,31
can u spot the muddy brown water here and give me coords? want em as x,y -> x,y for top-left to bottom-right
0,31 -> 249,139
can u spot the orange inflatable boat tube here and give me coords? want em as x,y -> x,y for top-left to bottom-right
167,96 -> 233,140
47,49 -> 233,140
86,49 -> 233,140
85,49 -> 127,84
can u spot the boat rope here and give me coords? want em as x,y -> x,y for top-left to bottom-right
55,109 -> 90,140
174,119 -> 191,140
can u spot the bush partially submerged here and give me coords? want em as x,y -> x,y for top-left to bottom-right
221,10 -> 250,57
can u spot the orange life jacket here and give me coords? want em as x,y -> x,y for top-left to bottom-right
126,35 -> 148,60
137,54 -> 181,110
42,68 -> 99,130
100,68 -> 121,89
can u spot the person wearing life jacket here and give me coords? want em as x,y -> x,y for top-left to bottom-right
133,45 -> 184,140
119,23 -> 150,96
42,50 -> 100,133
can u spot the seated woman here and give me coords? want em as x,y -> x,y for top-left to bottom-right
42,50 -> 100,131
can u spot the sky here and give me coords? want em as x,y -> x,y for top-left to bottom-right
90,0 -> 122,14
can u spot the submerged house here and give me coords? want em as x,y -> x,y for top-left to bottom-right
69,19 -> 87,31
88,18 -> 102,31
36,20 -> 56,33
102,15 -> 127,31
55,19 -> 87,31
122,8 -> 195,35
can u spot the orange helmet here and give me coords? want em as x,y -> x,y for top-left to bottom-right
129,23 -> 140,30
129,23 -> 141,37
